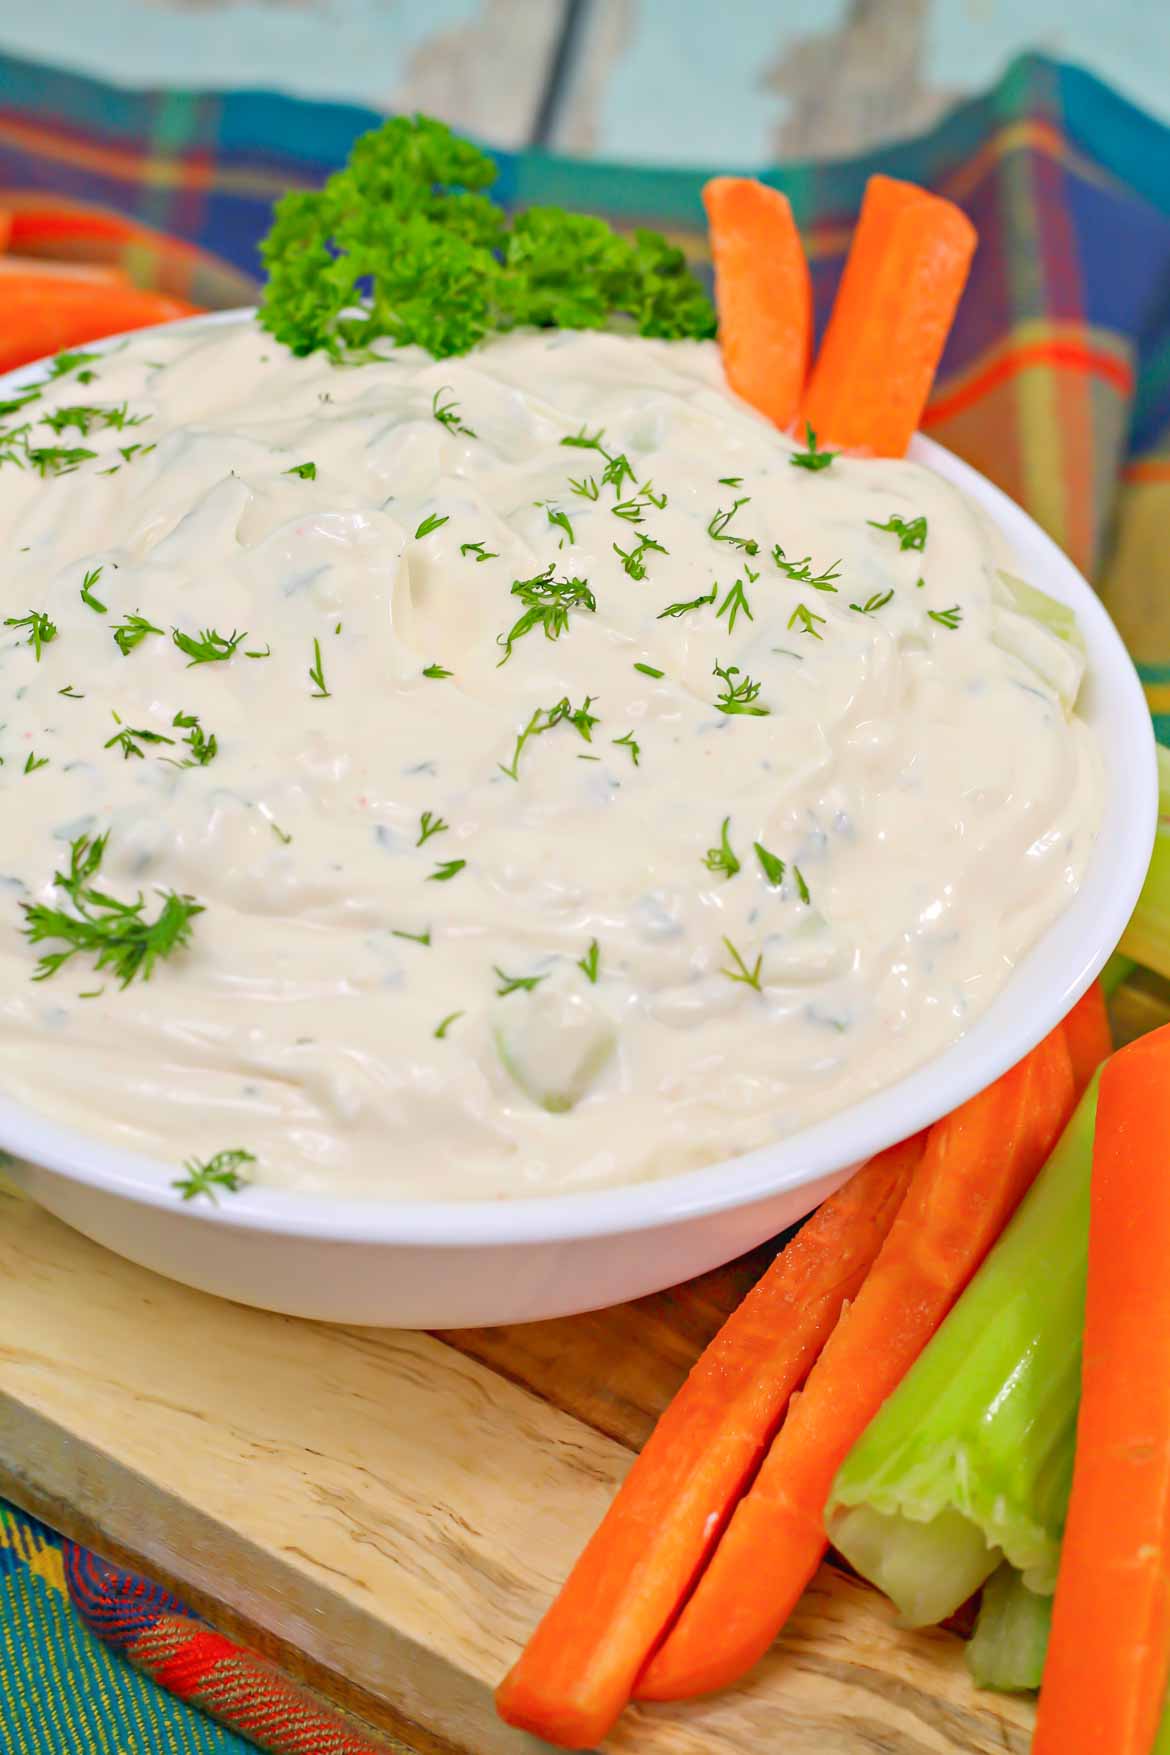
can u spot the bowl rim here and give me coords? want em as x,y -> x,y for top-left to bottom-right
0,309 -> 1157,1248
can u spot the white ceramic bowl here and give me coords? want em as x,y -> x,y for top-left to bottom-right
0,315 -> 1157,1327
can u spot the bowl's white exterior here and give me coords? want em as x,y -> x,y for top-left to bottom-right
0,314 -> 1157,1327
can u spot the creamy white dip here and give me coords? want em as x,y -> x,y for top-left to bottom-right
0,322 -> 1103,1199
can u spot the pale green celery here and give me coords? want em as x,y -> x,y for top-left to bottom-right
967,1564 -> 1052,1691
1119,743 -> 1170,981
992,571 -> 1086,709
1155,1674 -> 1170,1755
1100,951 -> 1137,997
826,1083 -> 1097,1626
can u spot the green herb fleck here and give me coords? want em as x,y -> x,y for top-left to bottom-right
417,810 -> 448,846
612,730 -> 640,766
415,511 -> 449,540
788,603 -> 826,640
166,710 -> 218,769
423,661 -> 452,679
21,831 -> 204,988
789,423 -> 837,472
499,694 -> 598,780
113,613 -> 164,657
569,475 -> 600,501
713,661 -> 770,717
173,626 -> 246,667
658,586 -> 716,620
704,817 -> 740,880
717,578 -> 754,633
427,857 -> 466,882
928,605 -> 962,630
104,722 -> 176,761
720,937 -> 763,993
285,460 -> 317,480
23,752 -> 49,774
173,1148 -> 255,1204
309,636 -> 331,698
613,532 -> 668,581
393,927 -> 432,946
497,565 -> 596,665
80,567 -> 108,613
794,865 -> 811,905
545,505 -> 574,546
494,967 -> 547,997
634,661 -> 664,677
432,386 -> 476,438
869,512 -> 928,552
460,540 -> 498,563
577,939 -> 600,984
25,444 -> 97,477
718,475 -> 743,487
754,843 -> 786,886
434,1010 -> 465,1038
4,609 -> 57,660
58,685 -> 84,699
850,589 -> 895,616
707,498 -> 759,554
771,545 -> 841,591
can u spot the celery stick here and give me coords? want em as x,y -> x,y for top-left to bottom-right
1100,951 -> 1137,997
1155,1673 -> 1170,1755
967,1564 -> 1051,1691
1120,746 -> 1170,980
826,1083 -> 1096,1626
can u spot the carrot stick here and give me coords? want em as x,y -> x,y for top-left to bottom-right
1033,1023 -> 1170,1755
494,1135 -> 924,1749
1062,980 -> 1112,1096
0,279 -> 199,373
637,1023 -> 1077,1703
802,174 -> 976,457
702,176 -> 812,433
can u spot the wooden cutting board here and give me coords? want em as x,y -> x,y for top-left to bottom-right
0,1180 -> 1037,1755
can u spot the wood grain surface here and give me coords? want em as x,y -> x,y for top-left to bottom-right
0,1182 -> 1038,1754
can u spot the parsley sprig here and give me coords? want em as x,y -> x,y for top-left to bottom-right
258,115 -> 714,361
20,832 -> 204,989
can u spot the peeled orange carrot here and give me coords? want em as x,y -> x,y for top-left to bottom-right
802,174 -> 976,457
1061,981 -> 1112,1096
703,176 -> 812,432
0,278 -> 199,373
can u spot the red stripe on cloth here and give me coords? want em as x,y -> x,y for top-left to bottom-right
138,1624 -> 239,1696
923,339 -> 1133,426
1123,459 -> 1170,484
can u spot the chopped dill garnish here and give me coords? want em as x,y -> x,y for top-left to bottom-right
25,444 -> 97,477
24,752 -> 49,774
434,1010 -> 464,1038
427,857 -> 466,882
713,661 -> 770,716
718,475 -> 743,487
868,512 -> 928,551
432,387 -> 476,438
569,474 -> 600,501
392,927 -> 432,946
545,505 -> 574,546
4,609 -> 57,660
788,603 -> 826,640
285,460 -> 317,479
850,589 -> 895,616
717,578 -> 754,632
658,585 -> 716,620
21,831 -> 204,987
707,498 -> 759,555
415,511 -> 449,539
600,452 -> 635,496
270,822 -> 293,845
704,817 -> 740,880
754,842 -> 786,886
771,545 -> 841,591
460,540 -> 498,562
612,730 -> 640,766
613,532 -> 668,581
928,605 -> 962,629
104,721 -> 177,761
577,939 -> 600,984
417,810 -> 449,846
497,565 -> 596,665
634,661 -> 664,677
113,613 -> 164,657
720,936 -> 763,993
789,423 -> 837,472
560,426 -> 608,452
165,710 -> 218,768
309,636 -> 331,697
499,693 -> 598,780
494,967 -> 547,997
422,661 -> 453,678
173,1148 -> 255,1203
80,566 -> 108,612
794,865 -> 811,905
58,685 -> 84,699
173,626 -> 246,666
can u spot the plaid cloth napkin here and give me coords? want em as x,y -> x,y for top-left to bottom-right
1,42 -> 1169,1755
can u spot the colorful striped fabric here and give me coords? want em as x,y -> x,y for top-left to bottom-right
2,41 -> 1170,1755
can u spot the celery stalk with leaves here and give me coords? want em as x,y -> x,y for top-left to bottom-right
825,1081 -> 1097,1629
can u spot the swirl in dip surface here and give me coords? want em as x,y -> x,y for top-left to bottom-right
0,323 -> 1103,1198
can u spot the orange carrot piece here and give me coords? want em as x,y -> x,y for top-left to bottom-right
1062,981 -> 1112,1096
0,278 -> 199,374
802,174 -> 976,457
0,209 -> 11,254
638,1024 -> 1077,1703
1033,1024 -> 1170,1755
0,255 -> 130,286
702,176 -> 812,432
494,1135 -> 924,1749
